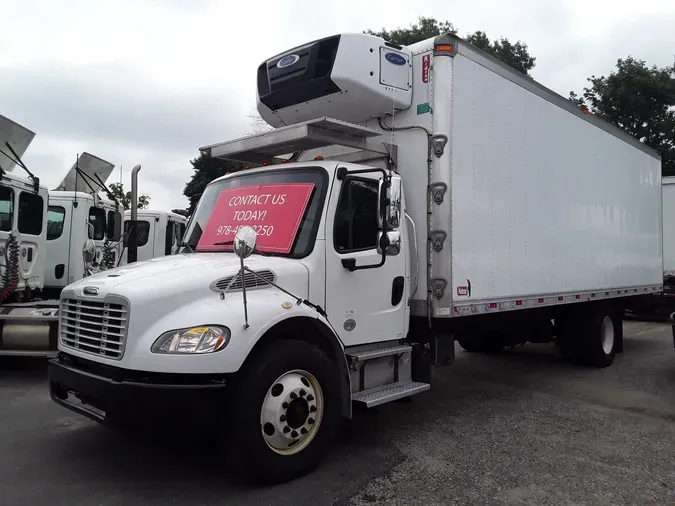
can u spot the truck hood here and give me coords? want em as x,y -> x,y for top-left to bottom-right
64,253 -> 310,301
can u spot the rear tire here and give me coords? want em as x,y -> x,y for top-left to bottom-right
457,336 -> 484,353
457,332 -> 504,354
225,339 -> 341,485
556,304 -> 619,368
581,305 -> 619,368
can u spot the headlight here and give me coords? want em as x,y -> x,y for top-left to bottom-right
151,326 -> 231,354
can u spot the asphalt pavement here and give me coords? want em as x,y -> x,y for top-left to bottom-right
2,320 -> 675,505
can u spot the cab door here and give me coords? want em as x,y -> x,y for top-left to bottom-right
324,171 -> 408,346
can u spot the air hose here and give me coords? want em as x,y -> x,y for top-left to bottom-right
0,235 -> 19,303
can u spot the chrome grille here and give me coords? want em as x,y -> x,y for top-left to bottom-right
211,269 -> 275,292
59,297 -> 129,359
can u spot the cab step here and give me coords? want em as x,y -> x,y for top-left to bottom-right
352,381 -> 430,408
346,344 -> 411,362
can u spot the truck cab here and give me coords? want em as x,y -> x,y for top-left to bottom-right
0,170 -> 49,300
0,118 -> 126,356
119,209 -> 187,264
44,191 -> 122,294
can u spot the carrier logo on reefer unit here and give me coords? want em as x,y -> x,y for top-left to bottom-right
385,52 -> 407,66
277,54 -> 300,69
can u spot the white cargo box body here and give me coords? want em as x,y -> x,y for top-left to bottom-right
252,33 -> 664,318
662,176 -> 675,277
438,42 -> 663,316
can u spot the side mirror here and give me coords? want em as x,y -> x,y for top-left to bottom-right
377,174 -> 402,229
377,230 -> 401,256
82,239 -> 96,263
234,225 -> 257,259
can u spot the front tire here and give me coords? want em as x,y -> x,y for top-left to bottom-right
226,339 -> 341,484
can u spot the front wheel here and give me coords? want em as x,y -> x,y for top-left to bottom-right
226,339 -> 341,484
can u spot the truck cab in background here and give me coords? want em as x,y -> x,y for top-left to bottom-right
0,116 -> 125,356
45,152 -> 123,295
119,209 -> 187,264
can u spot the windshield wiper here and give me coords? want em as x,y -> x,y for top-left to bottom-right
177,242 -> 194,252
212,240 -> 271,256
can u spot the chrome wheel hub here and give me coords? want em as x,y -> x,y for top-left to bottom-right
260,369 -> 324,455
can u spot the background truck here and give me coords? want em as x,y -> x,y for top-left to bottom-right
119,209 -> 187,264
623,176 -> 675,318
47,32 -> 663,484
0,114 -> 175,356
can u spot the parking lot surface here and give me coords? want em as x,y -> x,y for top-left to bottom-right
2,320 -> 675,505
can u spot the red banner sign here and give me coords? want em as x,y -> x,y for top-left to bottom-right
196,183 -> 314,253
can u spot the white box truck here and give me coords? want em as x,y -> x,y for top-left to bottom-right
47,32 -> 663,484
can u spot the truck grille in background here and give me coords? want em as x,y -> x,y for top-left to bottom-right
212,269 -> 276,291
59,298 -> 129,359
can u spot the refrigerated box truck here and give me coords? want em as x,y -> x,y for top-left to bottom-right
47,32 -> 663,483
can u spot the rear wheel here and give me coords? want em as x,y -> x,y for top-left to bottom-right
581,306 -> 619,368
457,332 -> 504,354
457,336 -> 484,353
556,304 -> 619,368
226,339 -> 341,484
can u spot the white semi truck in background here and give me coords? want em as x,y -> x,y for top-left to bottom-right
119,209 -> 187,264
47,32 -> 663,484
0,114 -> 180,357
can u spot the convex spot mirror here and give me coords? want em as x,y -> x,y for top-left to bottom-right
377,230 -> 401,256
234,225 -> 257,259
82,239 -> 96,263
377,174 -> 402,230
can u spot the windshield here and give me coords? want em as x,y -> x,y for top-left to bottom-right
182,166 -> 328,258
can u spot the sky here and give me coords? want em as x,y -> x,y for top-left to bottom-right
1,0 -> 673,211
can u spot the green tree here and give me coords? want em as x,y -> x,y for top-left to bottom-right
108,182 -> 150,210
183,153 -> 244,214
365,16 -> 536,75
570,56 -> 675,176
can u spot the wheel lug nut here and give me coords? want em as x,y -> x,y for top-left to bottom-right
282,402 -> 289,409
283,426 -> 290,434
307,394 -> 314,401
310,405 -> 317,413
301,427 -> 308,434
280,415 -> 286,422
291,430 -> 298,438
290,392 -> 297,399
308,418 -> 315,425
300,389 -> 307,397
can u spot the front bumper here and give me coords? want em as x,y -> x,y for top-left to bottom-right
48,352 -> 230,425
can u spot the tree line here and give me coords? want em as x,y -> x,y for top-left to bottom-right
173,16 -> 674,216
